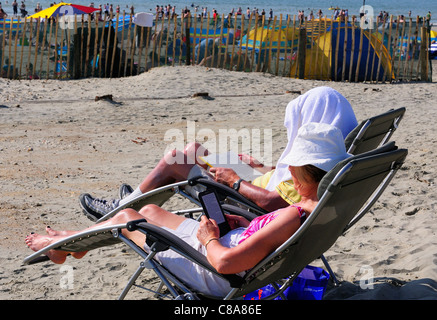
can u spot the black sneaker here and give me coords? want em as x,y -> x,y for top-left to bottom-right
119,183 -> 134,199
79,193 -> 120,222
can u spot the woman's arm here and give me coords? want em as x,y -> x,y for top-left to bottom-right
197,207 -> 301,274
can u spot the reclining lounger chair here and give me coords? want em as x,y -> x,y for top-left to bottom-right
24,143 -> 407,300
344,107 -> 405,154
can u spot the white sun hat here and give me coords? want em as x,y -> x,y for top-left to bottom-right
279,122 -> 352,172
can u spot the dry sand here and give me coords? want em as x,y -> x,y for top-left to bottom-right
1,65 -> 437,300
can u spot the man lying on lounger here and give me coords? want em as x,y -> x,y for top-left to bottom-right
79,87 -> 357,221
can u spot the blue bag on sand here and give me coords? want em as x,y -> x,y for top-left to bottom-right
244,265 -> 330,300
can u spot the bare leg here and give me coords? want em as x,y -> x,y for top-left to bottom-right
26,206 -> 188,263
138,142 -> 209,193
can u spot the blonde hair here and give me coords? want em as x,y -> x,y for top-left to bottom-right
293,165 -> 326,185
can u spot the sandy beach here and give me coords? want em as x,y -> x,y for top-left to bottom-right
1,64 -> 437,300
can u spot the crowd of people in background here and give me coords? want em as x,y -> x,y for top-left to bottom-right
0,1 -> 432,26
0,1 -> 135,19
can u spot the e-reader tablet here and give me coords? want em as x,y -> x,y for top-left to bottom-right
198,190 -> 231,237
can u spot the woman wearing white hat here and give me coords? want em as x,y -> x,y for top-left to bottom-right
26,122 -> 351,297
79,87 -> 358,220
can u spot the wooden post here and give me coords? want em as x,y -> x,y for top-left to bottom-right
171,14 -> 177,66
408,17 -> 418,79
26,18 -> 34,79
186,13 -> 191,66
12,17 -> 21,79
391,16 -> 400,81
84,14 -> 92,78
124,14 -> 132,76
137,25 -> 144,75
217,14 -> 225,68
369,27 -> 378,82
73,15 -> 82,79
355,23 -> 363,82
203,12 -> 210,66
66,18 -> 71,78
195,14 -> 203,65
307,19 -> 314,79
144,24 -> 151,69
58,17 -> 66,79
341,18 -> 348,81
281,15 -> 291,76
297,27 -> 307,79
243,13 -> 253,71
78,16 -> 84,78
313,17 -> 322,79
98,14 -> 105,77
415,16 -> 421,79
400,18 -> 412,81
151,13 -> 158,68
236,14 -> 244,71
289,15 -> 298,78
164,14 -> 171,66
396,19 -> 406,80
129,15 -> 136,75
192,12 -> 198,64
348,19 -> 356,82
6,18 -> 13,79
275,14 -> 283,76
228,13 -> 237,71
265,15 -> 276,73
0,18 -> 6,76
209,13 -> 218,67
334,20 -> 340,81
420,26 -> 429,81
117,11 -> 125,77
92,14 -> 99,77
383,16 -> 393,82
363,29 -> 372,82
32,18 -> 41,79
104,15 -> 112,77
375,18 -> 386,83
250,14 -> 259,71
255,15 -> 265,72
45,18 -> 52,79
400,19 -> 412,81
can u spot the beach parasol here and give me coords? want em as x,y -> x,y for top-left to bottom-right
27,2 -> 100,19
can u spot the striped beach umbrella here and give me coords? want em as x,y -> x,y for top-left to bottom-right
27,2 -> 100,19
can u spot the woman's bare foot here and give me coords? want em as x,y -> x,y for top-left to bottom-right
25,233 -> 69,264
45,226 -> 76,237
25,232 -> 88,263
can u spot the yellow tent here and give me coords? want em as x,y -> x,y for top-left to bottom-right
240,26 -> 301,53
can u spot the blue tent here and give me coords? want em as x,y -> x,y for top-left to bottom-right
292,22 -> 393,81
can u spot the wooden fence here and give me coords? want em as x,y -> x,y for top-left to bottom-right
0,12 -> 433,82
